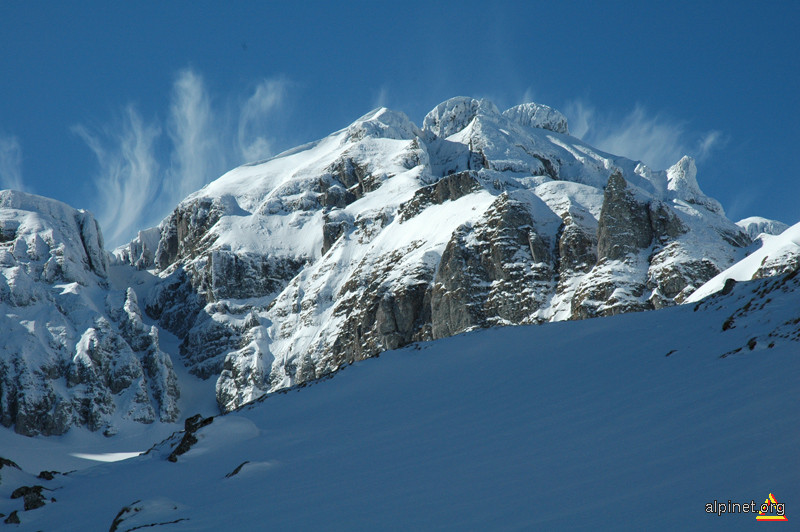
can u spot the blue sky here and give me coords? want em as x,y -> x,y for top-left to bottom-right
1,1 -> 798,246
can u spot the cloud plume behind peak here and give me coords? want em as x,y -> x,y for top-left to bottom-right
76,68 -> 290,248
0,135 -> 26,192
563,100 -> 725,171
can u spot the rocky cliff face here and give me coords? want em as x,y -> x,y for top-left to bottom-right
0,191 -> 179,436
113,97 -> 755,413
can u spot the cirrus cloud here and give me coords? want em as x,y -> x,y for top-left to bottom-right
563,100 -> 726,171
0,135 -> 25,191
75,68 -> 291,247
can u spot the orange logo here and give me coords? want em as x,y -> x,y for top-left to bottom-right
757,493 -> 787,521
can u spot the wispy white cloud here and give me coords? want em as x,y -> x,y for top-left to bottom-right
519,87 -> 536,106
73,106 -> 161,246
563,100 -> 725,170
562,100 -> 593,140
0,135 -> 25,191
371,85 -> 389,111
166,69 -> 227,204
76,68 -> 290,247
696,130 -> 726,161
238,78 -> 288,162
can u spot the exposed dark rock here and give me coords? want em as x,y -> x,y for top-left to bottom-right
720,278 -> 737,296
109,500 -> 141,532
398,171 -> 481,221
533,154 -> 560,180
647,250 -> 720,307
184,413 -> 214,433
0,222 -> 15,243
327,157 -> 385,199
150,271 -> 265,380
716,227 -> 752,249
11,485 -> 47,511
648,201 -> 688,241
322,212 -> 352,255
319,175 -> 358,208
597,171 -> 653,261
167,414 -> 214,462
179,310 -> 243,380
225,461 -> 250,478
146,269 -> 203,339
557,220 -> 597,273
571,258 -> 652,320
321,247 -> 434,374
751,252 -> 800,280
148,247 -> 305,382
75,211 -> 109,277
0,457 -> 20,470
190,250 -> 306,302
4,511 -> 19,524
155,195 -> 245,270
431,193 -> 554,338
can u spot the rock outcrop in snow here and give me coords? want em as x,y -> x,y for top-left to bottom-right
0,191 -> 179,435
112,97 -> 754,412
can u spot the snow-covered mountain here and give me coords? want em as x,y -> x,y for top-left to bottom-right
0,190 -> 179,436
115,96 -> 752,412
1,260 -> 797,530
1,95 -> 798,529
736,215 -> 789,240
3,96 -> 792,438
687,220 -> 800,302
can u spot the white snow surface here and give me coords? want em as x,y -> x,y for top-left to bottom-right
2,271 -> 797,530
686,220 -> 800,302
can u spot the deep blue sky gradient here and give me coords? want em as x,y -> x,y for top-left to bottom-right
1,1 -> 797,245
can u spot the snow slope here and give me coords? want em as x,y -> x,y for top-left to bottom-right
3,267 -> 797,530
687,221 -> 800,302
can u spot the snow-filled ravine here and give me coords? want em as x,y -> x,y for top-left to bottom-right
1,267 -> 797,531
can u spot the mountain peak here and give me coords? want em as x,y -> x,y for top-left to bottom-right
502,102 -> 569,134
345,106 -> 421,142
666,155 -> 723,214
422,96 -> 500,138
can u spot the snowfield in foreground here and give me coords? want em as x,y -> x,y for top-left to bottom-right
1,268 -> 797,531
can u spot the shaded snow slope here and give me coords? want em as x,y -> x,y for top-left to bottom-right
113,97 -> 751,412
2,267 -> 798,530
